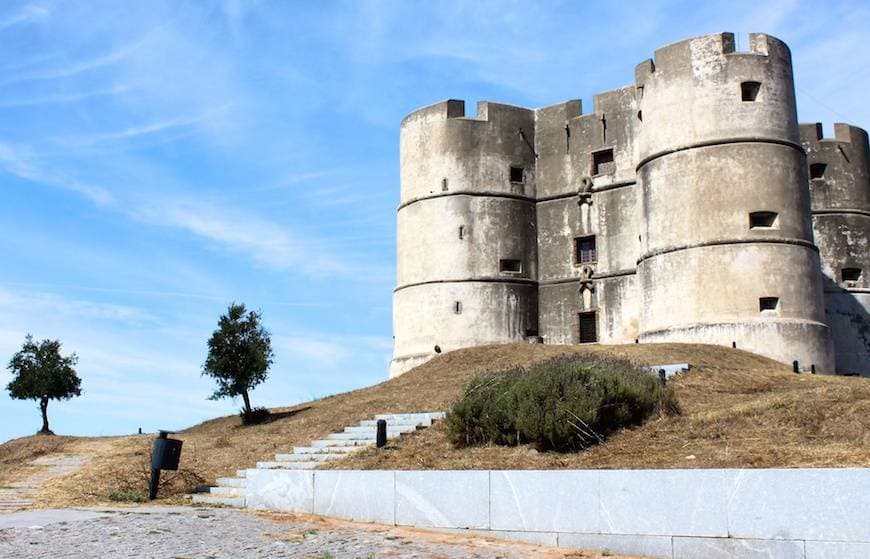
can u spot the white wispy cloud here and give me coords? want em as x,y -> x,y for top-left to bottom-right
0,84 -> 130,108
0,142 -> 113,204
59,107 -> 230,148
0,3 -> 50,31
0,286 -> 156,325
0,24 -> 160,85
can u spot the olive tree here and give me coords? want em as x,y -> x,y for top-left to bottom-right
202,303 -> 274,423
6,335 -> 82,435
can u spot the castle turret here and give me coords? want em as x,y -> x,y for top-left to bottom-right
390,100 -> 538,377
800,123 -> 870,374
634,33 -> 834,370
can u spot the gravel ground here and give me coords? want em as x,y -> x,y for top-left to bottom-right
0,506 -> 603,559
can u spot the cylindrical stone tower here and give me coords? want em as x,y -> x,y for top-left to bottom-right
634,33 -> 834,371
390,100 -> 539,377
801,122 -> 870,374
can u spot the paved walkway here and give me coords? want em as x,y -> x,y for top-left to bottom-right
0,453 -> 89,512
0,506 -> 624,558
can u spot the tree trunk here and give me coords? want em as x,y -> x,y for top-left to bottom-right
241,390 -> 252,417
39,398 -> 53,435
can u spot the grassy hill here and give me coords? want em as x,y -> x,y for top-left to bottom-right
2,342 -> 868,508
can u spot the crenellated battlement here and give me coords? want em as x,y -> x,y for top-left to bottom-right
800,122 -> 869,147
401,99 -> 534,128
634,32 -> 789,88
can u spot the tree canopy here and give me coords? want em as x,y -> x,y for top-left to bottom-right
6,334 -> 82,435
202,303 -> 274,422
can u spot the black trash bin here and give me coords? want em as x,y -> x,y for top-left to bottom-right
149,430 -> 183,500
152,432 -> 183,471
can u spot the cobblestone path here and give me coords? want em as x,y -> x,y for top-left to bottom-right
0,506 -> 625,558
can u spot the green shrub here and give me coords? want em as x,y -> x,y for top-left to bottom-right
446,355 -> 680,452
107,488 -> 145,503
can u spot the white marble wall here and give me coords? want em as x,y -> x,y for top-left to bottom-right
242,468 -> 870,559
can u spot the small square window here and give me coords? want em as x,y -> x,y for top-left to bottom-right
749,211 -> 778,229
499,259 -> 522,274
575,236 -> 597,264
741,81 -> 762,102
509,166 -> 524,183
842,268 -> 862,283
592,149 -> 615,176
759,297 -> 779,312
809,163 -> 827,179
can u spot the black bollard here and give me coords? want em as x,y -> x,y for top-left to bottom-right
658,369 -> 667,386
793,360 -> 800,374
732,341 -> 737,348
376,419 -> 387,448
811,364 -> 816,374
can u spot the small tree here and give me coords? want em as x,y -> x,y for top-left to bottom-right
6,335 -> 82,435
203,303 -> 274,423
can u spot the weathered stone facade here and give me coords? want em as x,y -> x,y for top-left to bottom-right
391,32 -> 869,377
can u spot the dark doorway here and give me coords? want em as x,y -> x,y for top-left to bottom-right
578,311 -> 598,343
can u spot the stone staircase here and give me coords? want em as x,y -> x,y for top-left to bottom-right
192,412 -> 445,507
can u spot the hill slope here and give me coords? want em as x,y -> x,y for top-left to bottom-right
2,343 -> 868,507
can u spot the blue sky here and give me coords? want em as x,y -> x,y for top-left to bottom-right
0,0 -> 867,443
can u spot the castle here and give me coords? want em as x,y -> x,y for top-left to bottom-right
390,32 -> 869,378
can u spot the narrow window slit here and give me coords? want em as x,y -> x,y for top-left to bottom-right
499,259 -> 522,274
809,163 -> 827,179
741,81 -> 762,102
509,166 -> 524,183
759,297 -> 779,312
750,211 -> 778,229
842,268 -> 862,283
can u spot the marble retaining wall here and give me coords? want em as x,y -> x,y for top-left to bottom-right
244,468 -> 870,559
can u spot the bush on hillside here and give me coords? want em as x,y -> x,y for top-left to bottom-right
240,406 -> 271,426
446,356 -> 680,452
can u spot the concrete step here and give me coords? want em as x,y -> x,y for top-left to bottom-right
294,446 -> 360,454
311,439 -> 375,448
256,461 -> 320,470
357,419 -> 425,427
374,412 -> 445,424
209,486 -> 245,497
215,477 -> 246,488
328,432 -> 378,440
343,425 -> 418,435
274,453 -> 345,462
192,494 -> 245,507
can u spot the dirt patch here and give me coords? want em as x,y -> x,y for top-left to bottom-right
260,511 -> 642,558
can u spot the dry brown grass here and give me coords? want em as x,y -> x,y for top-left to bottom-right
323,344 -> 870,470
3,342 -> 868,508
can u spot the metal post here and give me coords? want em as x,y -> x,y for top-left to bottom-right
811,364 -> 816,374
793,360 -> 800,373
376,419 -> 387,448
148,468 -> 160,500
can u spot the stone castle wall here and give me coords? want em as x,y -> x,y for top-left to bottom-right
391,32 -> 869,377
